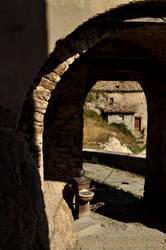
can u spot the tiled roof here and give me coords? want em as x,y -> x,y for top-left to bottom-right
93,81 -> 143,92
104,102 -> 138,113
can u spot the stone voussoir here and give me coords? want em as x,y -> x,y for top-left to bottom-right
44,71 -> 61,83
33,86 -> 51,102
34,111 -> 44,123
33,125 -> 43,134
53,61 -> 69,76
34,133 -> 43,145
34,99 -> 48,110
40,77 -> 58,91
66,53 -> 80,65
34,106 -> 47,114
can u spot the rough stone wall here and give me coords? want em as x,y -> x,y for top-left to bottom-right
43,181 -> 76,249
0,128 -> 49,250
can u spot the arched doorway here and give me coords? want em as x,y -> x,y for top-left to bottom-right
42,37 -> 162,200
83,80 -> 147,155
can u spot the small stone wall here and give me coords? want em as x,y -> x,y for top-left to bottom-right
44,181 -> 76,249
83,149 -> 146,176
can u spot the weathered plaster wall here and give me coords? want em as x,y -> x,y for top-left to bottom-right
124,114 -> 134,131
46,0 -> 132,52
108,113 -> 134,131
108,113 -> 124,124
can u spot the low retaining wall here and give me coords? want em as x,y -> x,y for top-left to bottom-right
83,149 -> 146,176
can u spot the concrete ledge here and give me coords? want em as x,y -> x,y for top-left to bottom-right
83,149 -> 146,176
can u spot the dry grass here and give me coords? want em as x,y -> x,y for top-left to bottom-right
83,118 -> 115,149
83,113 -> 145,153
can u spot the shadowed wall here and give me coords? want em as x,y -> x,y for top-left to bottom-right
0,1 -> 47,127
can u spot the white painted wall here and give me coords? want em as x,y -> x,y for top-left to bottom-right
108,113 -> 134,131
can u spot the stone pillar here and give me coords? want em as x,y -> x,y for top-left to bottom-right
143,88 -> 166,208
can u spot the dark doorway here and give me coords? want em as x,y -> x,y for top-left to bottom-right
135,117 -> 141,131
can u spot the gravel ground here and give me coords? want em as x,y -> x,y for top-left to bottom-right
68,163 -> 166,250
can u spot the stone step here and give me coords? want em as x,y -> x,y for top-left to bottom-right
77,222 -> 102,239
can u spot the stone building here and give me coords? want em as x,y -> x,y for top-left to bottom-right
93,81 -> 147,136
1,1 -> 166,249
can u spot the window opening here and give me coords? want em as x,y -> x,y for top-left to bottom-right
109,98 -> 114,105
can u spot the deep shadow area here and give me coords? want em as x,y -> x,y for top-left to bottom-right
0,0 -> 47,127
90,181 -> 166,234
0,1 -> 50,249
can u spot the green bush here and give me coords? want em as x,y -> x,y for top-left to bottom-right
84,109 -> 100,120
110,123 -> 135,138
85,93 -> 95,103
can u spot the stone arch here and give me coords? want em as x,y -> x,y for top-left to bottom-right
43,36 -> 162,181
19,1 -> 166,207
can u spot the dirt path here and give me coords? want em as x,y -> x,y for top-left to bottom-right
68,163 -> 166,250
